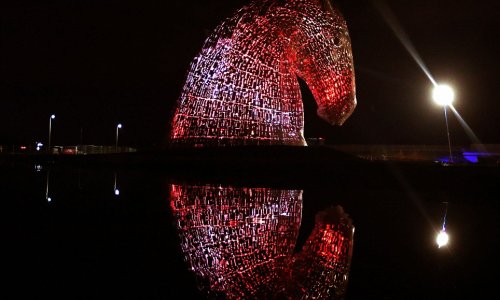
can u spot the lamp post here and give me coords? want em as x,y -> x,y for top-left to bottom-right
432,84 -> 455,163
48,114 -> 56,153
115,123 -> 122,150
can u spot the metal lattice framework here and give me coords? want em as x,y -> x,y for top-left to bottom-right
170,0 -> 356,146
169,184 -> 354,299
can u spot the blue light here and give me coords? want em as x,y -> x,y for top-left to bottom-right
463,153 -> 478,163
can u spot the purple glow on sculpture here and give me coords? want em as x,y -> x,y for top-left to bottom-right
169,184 -> 354,298
170,0 -> 356,146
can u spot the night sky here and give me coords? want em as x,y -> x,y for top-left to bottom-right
2,0 -> 499,148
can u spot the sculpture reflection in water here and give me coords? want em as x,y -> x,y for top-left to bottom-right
169,184 -> 354,299
170,0 -> 356,146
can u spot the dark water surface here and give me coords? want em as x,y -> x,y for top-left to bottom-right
2,162 -> 499,299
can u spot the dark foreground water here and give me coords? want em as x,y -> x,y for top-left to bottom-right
2,161 -> 499,299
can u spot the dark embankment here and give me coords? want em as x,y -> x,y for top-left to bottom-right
1,146 -> 499,192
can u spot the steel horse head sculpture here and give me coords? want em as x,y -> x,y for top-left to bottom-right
170,0 -> 356,146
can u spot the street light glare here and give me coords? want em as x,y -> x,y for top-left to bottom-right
51,114 -> 56,119
117,124 -> 122,129
432,84 -> 455,106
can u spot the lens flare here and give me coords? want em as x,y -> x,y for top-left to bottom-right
372,0 -> 437,86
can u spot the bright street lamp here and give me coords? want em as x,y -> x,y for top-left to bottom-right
48,114 -> 56,152
432,84 -> 454,106
115,123 -> 123,149
432,84 -> 455,163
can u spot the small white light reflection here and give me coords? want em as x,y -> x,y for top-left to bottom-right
35,165 -> 42,172
436,230 -> 449,248
113,172 -> 120,196
47,197 -> 52,202
436,202 -> 449,248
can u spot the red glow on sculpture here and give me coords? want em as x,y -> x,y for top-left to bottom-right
170,0 -> 356,146
169,184 -> 354,298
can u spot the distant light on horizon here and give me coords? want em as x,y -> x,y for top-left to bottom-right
432,84 -> 455,106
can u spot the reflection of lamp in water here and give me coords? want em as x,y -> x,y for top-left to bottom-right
113,172 -> 120,196
436,202 -> 449,248
45,169 -> 52,202
436,230 -> 449,248
169,184 -> 354,298
432,84 -> 455,163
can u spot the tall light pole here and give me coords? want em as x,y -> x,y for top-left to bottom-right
48,114 -> 56,153
432,84 -> 455,163
115,123 -> 122,150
